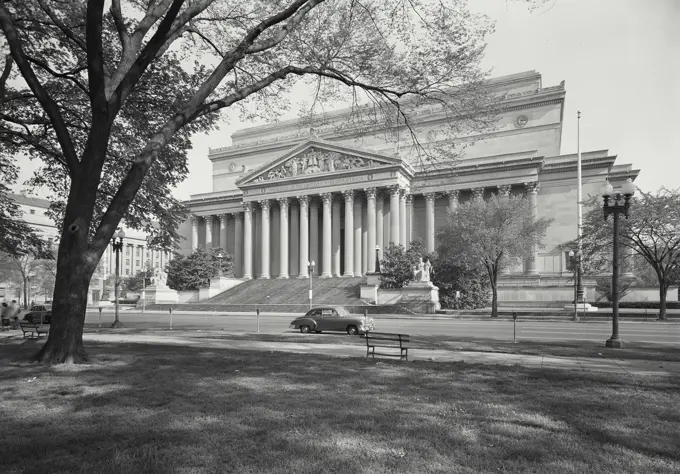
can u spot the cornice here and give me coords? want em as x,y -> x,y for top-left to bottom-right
541,155 -> 616,174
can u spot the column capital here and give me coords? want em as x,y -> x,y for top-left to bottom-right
320,192 -> 333,204
277,197 -> 289,208
234,212 -> 243,223
243,201 -> 254,212
342,189 -> 355,203
445,189 -> 460,199
399,187 -> 409,198
364,187 -> 377,199
219,214 -> 229,224
405,194 -> 413,205
259,199 -> 271,210
297,195 -> 310,207
191,216 -> 199,226
497,184 -> 512,197
524,181 -> 540,194
472,187 -> 485,200
388,184 -> 401,196
424,192 -> 436,203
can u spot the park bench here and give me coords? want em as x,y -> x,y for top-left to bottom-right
363,332 -> 410,361
19,322 -> 49,339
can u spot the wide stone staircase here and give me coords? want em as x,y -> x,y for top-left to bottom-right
145,277 -> 398,314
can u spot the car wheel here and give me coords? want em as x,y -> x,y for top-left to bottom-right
346,325 -> 358,336
300,325 -> 311,334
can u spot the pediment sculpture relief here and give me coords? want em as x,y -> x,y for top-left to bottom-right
258,148 -> 379,181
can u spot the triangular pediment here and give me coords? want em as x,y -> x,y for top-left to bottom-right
236,140 -> 404,186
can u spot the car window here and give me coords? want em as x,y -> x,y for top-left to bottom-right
336,308 -> 349,317
309,310 -> 321,318
30,306 -> 43,311
321,310 -> 334,318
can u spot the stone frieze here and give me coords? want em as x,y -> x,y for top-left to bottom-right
257,148 -> 379,182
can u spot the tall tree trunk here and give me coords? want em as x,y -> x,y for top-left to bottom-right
490,266 -> 498,318
35,252 -> 92,363
658,283 -> 668,321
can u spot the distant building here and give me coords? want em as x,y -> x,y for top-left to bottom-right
0,192 -> 171,304
179,71 -> 639,304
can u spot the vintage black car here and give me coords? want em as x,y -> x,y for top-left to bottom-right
289,306 -> 373,335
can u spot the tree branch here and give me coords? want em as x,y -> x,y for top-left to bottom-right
35,0 -> 87,52
246,0 -> 325,54
0,3 -> 79,177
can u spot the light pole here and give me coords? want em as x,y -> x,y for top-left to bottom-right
307,260 -> 316,309
568,249 -> 582,321
216,249 -> 225,277
601,178 -> 636,348
111,229 -> 125,328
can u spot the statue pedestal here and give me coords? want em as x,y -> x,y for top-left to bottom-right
360,273 -> 380,304
198,277 -> 246,301
144,285 -> 179,304
402,281 -> 440,313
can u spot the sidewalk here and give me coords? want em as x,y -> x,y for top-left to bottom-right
77,332 -> 680,377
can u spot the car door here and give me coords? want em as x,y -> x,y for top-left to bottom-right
325,309 -> 343,331
310,309 -> 326,330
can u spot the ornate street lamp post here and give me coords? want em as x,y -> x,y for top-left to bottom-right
307,260 -> 316,309
601,178 -> 636,348
568,249 -> 582,321
111,229 -> 125,328
216,249 -> 225,277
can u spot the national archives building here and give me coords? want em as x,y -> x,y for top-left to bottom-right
181,71 -> 639,303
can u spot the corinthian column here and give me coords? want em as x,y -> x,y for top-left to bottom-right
310,198 -> 319,271
425,192 -> 436,253
472,187 -> 485,201
389,185 -> 401,246
353,193 -> 363,277
243,203 -> 253,280
219,214 -> 228,251
497,184 -> 512,200
399,188 -> 408,249
332,196 -> 341,276
343,190 -> 355,277
365,187 -> 377,273
524,181 -> 540,276
259,200 -> 271,279
205,215 -> 213,250
191,217 -> 198,251
321,193 -> 333,278
405,194 -> 413,247
234,213 -> 243,277
298,195 -> 310,278
277,197 -> 289,279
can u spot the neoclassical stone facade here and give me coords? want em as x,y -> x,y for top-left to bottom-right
182,71 -> 639,301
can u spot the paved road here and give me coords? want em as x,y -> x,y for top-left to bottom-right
85,310 -> 680,345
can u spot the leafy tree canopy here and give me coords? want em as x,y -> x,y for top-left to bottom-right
166,248 -> 233,291
437,194 -> 552,317
378,239 -> 431,289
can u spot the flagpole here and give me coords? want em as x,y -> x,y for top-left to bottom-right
576,111 -> 584,310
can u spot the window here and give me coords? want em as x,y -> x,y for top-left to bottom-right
155,262 -> 159,268
125,269 -> 129,276
126,247 -> 130,255
126,259 -> 130,266
136,260 -> 140,267
29,209 -> 35,215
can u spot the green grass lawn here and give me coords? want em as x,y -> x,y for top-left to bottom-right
1,339 -> 679,474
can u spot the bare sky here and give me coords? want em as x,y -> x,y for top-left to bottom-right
14,0 -> 680,200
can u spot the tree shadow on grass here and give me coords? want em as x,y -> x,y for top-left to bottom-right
0,340 -> 679,473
